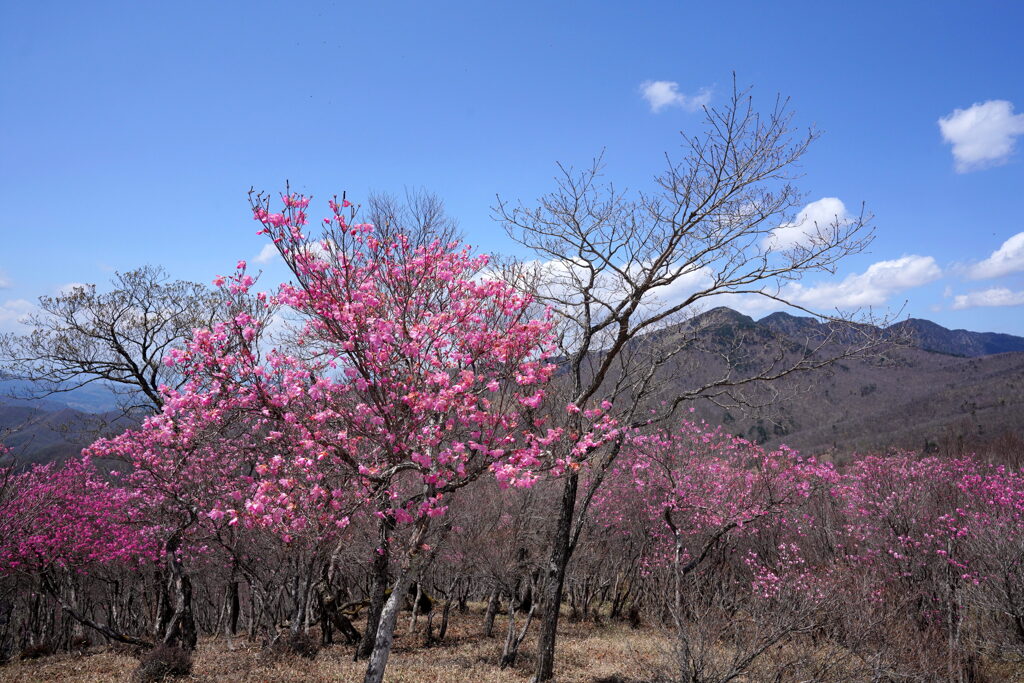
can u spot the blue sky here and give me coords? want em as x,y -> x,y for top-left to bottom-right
2,1 -> 1023,333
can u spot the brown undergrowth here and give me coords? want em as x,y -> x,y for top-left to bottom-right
0,610 -> 672,683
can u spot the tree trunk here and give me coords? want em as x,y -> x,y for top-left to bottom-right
501,597 -> 518,668
408,583 -> 423,634
438,595 -> 453,642
423,611 -> 435,645
289,556 -> 317,637
501,598 -> 537,669
41,573 -> 153,649
162,559 -> 197,650
246,581 -> 257,641
226,581 -> 240,636
155,570 -> 172,639
357,519 -> 391,660
156,531 -> 198,651
483,587 -> 500,637
362,515 -> 439,683
67,580 -> 85,641
315,568 -> 362,646
362,570 -> 416,683
533,472 -> 578,682
321,594 -> 333,645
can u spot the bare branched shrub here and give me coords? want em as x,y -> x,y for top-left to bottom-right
261,630 -> 320,661
133,643 -> 192,682
17,640 -> 54,661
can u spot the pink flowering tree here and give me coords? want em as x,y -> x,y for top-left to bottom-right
597,419 -> 836,585
956,462 -> 1024,660
77,283 -> 283,651
145,188 -> 558,682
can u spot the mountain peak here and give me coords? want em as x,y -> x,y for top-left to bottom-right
695,307 -> 756,327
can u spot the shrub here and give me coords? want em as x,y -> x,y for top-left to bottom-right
70,634 -> 90,652
133,643 -> 192,682
262,630 -> 320,661
18,641 -> 54,660
627,606 -> 642,630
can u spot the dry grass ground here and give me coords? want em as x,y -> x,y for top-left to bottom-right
0,609 -> 673,682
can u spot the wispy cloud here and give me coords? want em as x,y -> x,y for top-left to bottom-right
640,81 -> 711,113
517,257 -> 713,316
0,270 -> 10,289
765,198 -> 855,251
253,244 -> 279,265
939,100 -> 1024,172
966,231 -> 1024,279
521,251 -> 939,324
952,287 -> 1024,310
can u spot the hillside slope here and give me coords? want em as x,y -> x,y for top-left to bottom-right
676,310 -> 1024,455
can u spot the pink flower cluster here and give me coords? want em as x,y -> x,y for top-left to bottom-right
0,458 -> 160,575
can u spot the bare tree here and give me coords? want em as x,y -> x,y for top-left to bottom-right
493,81 -> 883,682
362,187 -> 461,248
0,266 -> 223,415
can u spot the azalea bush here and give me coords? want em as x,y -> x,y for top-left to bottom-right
585,423 -> 1024,681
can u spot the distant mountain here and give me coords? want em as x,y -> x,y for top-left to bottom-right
757,311 -> 827,340
758,311 -> 1024,358
0,378 -> 133,467
0,400 -> 135,467
0,376 -> 121,413
887,318 -> 1024,357
667,308 -> 1024,456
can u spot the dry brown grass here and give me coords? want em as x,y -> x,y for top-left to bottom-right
6,613 -> 1024,682
0,610 -> 672,682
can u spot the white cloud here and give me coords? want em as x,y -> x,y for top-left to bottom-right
765,198 -> 854,251
0,270 -> 10,289
0,299 -> 35,333
254,243 -> 280,265
952,287 -> 1024,310
522,257 -> 712,313
632,262 -> 715,311
938,100 -> 1024,173
508,257 -> 714,347
640,81 -> 711,113
780,255 -> 942,308
967,231 -> 1024,279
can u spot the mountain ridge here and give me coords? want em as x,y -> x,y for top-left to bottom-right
3,308 -> 1023,464
754,310 -> 1024,358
